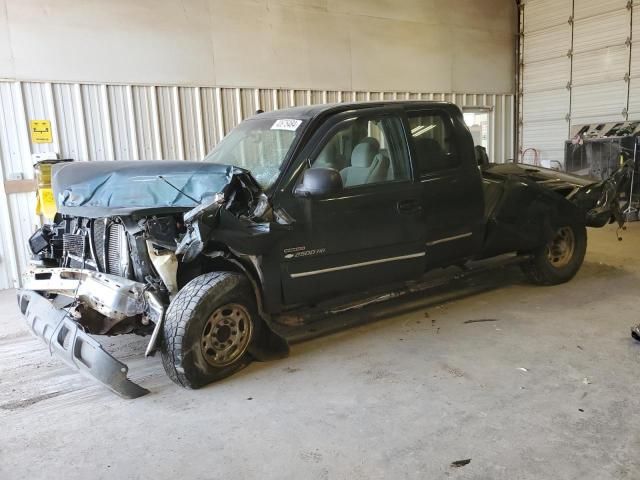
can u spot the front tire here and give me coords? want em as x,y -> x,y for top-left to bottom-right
161,272 -> 260,388
520,223 -> 587,285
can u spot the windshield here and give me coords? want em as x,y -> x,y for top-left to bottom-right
203,117 -> 305,188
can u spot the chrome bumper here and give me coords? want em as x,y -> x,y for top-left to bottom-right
22,268 -> 163,324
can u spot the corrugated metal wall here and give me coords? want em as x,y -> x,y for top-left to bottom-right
519,0 -> 637,166
0,80 -> 515,290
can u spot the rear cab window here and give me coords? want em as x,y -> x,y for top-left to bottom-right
406,111 -> 460,175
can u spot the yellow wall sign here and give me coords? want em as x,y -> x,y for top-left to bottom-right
30,120 -> 53,144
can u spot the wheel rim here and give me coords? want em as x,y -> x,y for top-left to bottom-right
201,303 -> 252,367
546,227 -> 575,268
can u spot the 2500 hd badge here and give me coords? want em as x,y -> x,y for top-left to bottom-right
283,247 -> 327,259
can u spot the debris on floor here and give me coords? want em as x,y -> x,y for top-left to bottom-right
463,318 -> 499,324
583,377 -> 591,385
450,459 -> 471,468
0,391 -> 65,411
517,367 -> 529,373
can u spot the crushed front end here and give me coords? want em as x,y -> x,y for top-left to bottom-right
20,215 -> 170,398
17,160 -> 267,397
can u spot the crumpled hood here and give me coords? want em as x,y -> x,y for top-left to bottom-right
53,161 -> 242,217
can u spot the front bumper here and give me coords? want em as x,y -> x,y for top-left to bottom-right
17,290 -> 149,398
16,267 -> 166,399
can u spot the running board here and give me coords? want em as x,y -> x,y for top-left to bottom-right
273,254 -> 529,343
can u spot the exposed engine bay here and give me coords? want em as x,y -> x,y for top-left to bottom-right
24,162 -> 281,348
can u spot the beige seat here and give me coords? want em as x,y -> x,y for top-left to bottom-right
367,152 -> 390,183
340,137 -> 381,187
313,137 -> 347,171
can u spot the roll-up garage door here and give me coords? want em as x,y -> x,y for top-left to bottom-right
571,0 -> 631,126
628,1 -> 640,118
520,0 -> 634,167
521,0 -> 573,167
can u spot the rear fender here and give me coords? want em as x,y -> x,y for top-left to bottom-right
480,176 -> 585,259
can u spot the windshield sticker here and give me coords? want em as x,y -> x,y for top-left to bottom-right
271,119 -> 302,131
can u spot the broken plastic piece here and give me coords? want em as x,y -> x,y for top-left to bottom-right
632,324 -> 640,342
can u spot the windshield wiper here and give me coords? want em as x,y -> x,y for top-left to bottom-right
157,175 -> 201,204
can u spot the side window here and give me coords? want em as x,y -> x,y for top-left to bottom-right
310,116 -> 411,188
407,111 -> 459,174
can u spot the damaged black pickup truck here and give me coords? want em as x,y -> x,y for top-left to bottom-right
18,101 -> 634,398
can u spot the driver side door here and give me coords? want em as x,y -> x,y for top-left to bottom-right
277,110 -> 426,306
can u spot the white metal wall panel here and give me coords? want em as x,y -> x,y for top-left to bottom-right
522,119 -> 568,168
627,88 -> 640,116
8,193 -> 38,285
179,87 -> 204,161
626,4 -> 640,117
0,79 -> 514,289
523,0 -> 573,33
523,57 -> 571,92
156,86 -> 183,161
523,25 -> 572,63
293,90 -> 306,107
201,87 -> 222,154
630,5 -> 640,77
629,3 -> 640,118
0,82 -> 28,289
310,90 -> 325,105
0,199 -> 18,290
520,0 -> 573,167
240,89 -> 260,121
573,0 -> 629,21
258,89 -> 276,112
0,83 -> 31,178
571,4 -> 630,129
108,85 -> 136,161
131,86 -> 160,160
571,81 -> 629,123
572,46 -> 630,86
573,9 -> 630,54
52,83 -> 85,161
221,88 -> 242,135
522,89 -> 570,121
81,85 -> 113,161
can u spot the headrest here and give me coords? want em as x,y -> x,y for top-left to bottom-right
415,137 -> 443,153
315,139 -> 337,167
351,137 -> 380,167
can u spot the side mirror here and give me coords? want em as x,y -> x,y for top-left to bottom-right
294,168 -> 343,198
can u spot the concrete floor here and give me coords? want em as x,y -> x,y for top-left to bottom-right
1,224 -> 640,479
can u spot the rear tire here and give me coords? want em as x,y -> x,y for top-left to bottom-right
520,223 -> 587,285
160,272 -> 261,389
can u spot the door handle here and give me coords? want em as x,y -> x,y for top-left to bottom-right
397,199 -> 423,215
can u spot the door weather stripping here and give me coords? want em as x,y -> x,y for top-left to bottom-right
426,232 -> 473,246
290,252 -> 425,279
